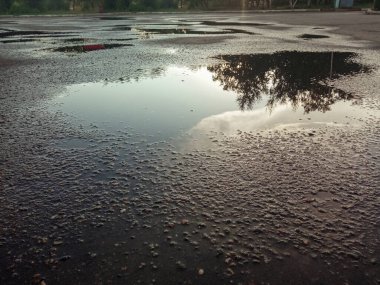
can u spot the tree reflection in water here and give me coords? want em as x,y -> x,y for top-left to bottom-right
208,51 -> 369,113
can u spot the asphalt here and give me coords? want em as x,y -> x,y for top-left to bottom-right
0,11 -> 379,285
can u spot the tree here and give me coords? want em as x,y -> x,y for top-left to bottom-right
116,0 -> 130,10
45,0 -> 67,11
374,0 -> 380,10
289,0 -> 298,8
208,52 -> 368,113
188,0 -> 209,8
0,0 -> 13,12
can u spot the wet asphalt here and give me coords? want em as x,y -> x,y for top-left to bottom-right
0,12 -> 379,285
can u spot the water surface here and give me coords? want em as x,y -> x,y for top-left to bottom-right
52,51 -> 370,143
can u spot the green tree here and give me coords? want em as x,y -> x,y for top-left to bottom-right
0,0 -> 13,12
40,0 -> 67,11
208,52 -> 368,112
374,0 -> 380,10
116,0 -> 127,9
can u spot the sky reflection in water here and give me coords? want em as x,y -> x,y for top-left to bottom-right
53,52 -> 369,141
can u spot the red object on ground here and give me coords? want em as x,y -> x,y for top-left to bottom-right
83,44 -> 105,51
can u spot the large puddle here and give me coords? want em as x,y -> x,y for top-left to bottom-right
3,43 -> 378,285
52,51 -> 370,143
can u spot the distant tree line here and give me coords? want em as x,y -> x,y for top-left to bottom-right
0,0 -> 373,14
0,0 -> 66,13
0,0 -> 177,13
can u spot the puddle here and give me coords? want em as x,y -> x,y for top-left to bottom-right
50,43 -> 132,53
111,24 -> 255,35
298,34 -> 330,39
133,27 -> 255,35
27,34 -> 76,38
0,30 -> 77,44
0,30 -> 48,38
0,30 -> 68,38
179,20 -> 269,27
200,20 -> 270,27
99,16 -> 131,20
52,51 -> 370,142
111,26 -> 132,31
108,38 -> 136,41
0,38 -> 36,44
63,38 -> 95,43
52,67 -> 239,140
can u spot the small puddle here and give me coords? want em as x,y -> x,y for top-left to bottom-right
51,51 -> 370,143
108,38 -> 136,41
200,20 -> 270,27
99,16 -> 131,20
0,30 -> 69,38
298,34 -> 330,39
63,38 -> 95,43
111,26 -> 132,31
179,20 -> 269,27
27,34 -> 76,38
133,27 -> 255,35
0,30 -> 77,45
50,43 -> 132,53
0,38 -> 36,44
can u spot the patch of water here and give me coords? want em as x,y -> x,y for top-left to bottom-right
50,51 -> 370,143
52,66 -> 240,140
132,27 -> 255,35
0,38 -> 36,44
0,30 -> 69,38
50,43 -> 132,53
298,33 -> 330,39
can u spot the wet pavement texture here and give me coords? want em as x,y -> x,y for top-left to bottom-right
0,12 -> 379,285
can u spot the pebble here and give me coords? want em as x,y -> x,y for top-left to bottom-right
176,261 -> 186,270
